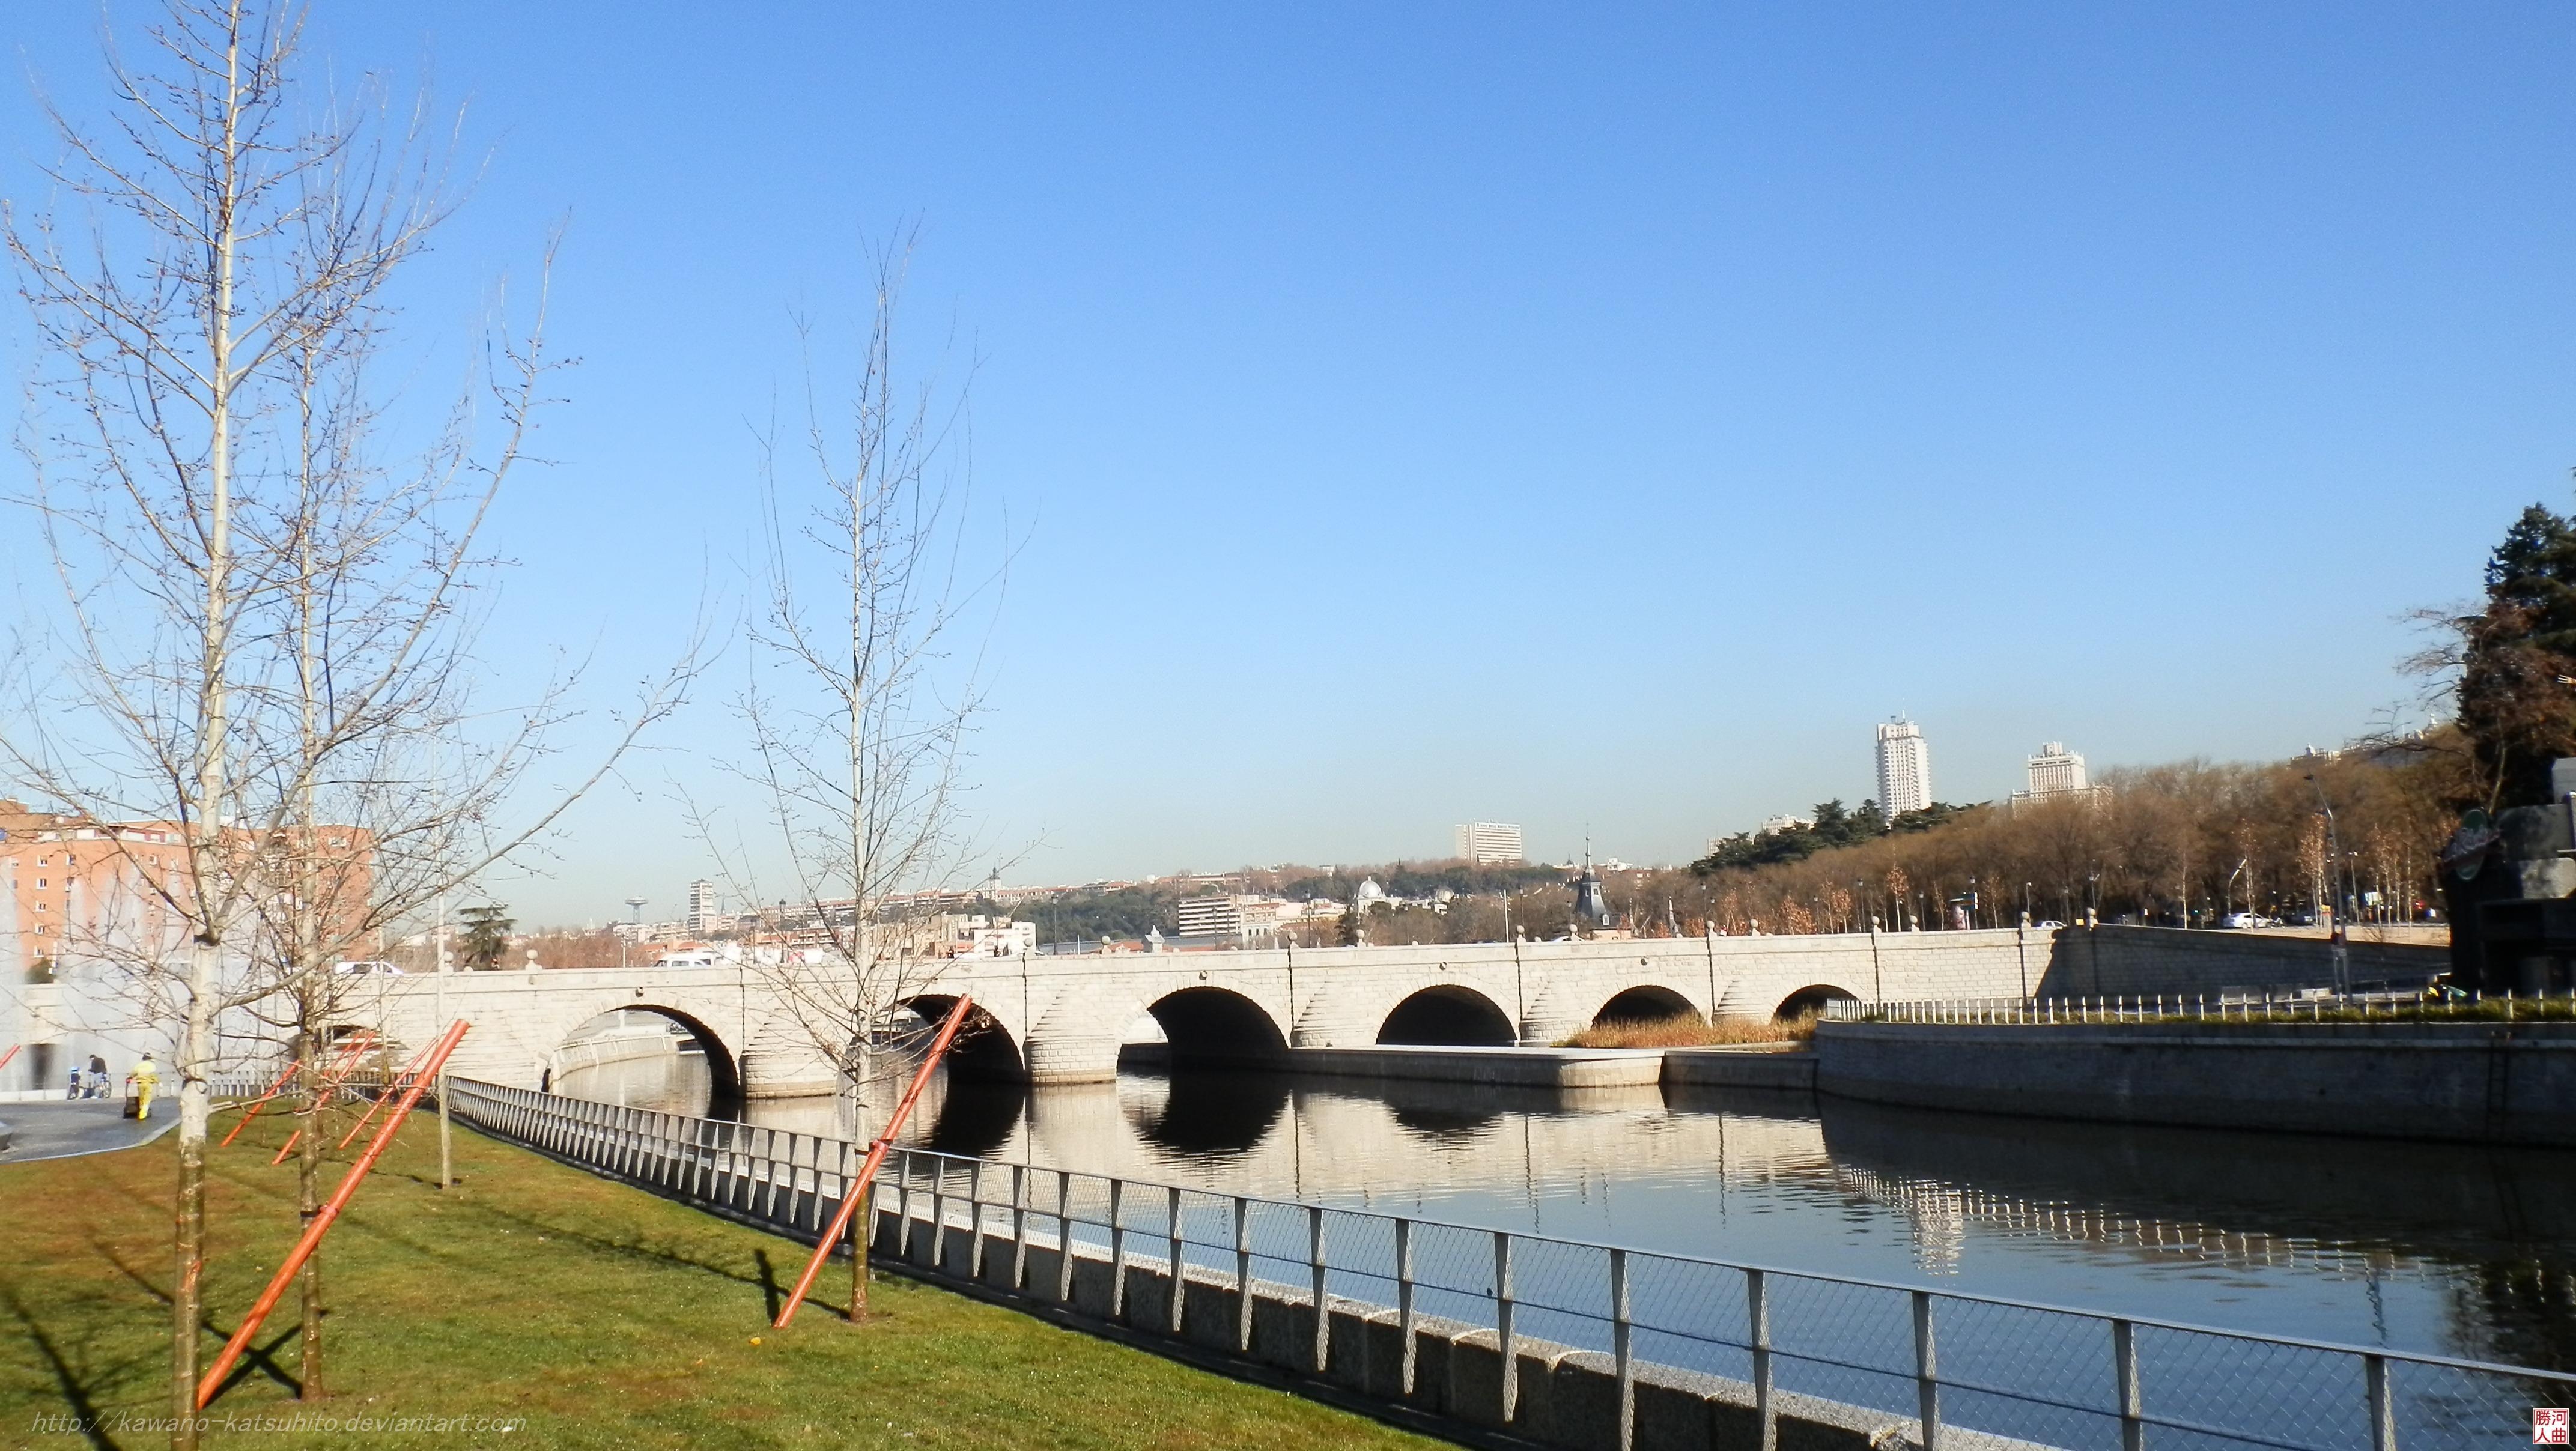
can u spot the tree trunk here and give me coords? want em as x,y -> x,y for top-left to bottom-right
171,941 -> 217,1449
297,1034 -> 324,1399
849,1211 -> 870,1323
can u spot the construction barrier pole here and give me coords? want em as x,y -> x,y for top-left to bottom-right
333,1040 -> 438,1150
226,1034 -> 374,1150
195,1019 -> 470,1410
774,996 -> 974,1329
219,1056 -> 314,1148
270,1035 -> 390,1166
0,1044 -> 17,1077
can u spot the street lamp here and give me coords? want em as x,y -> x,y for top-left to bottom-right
2303,772 -> 2350,994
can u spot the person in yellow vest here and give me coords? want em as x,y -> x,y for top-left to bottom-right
130,1053 -> 159,1121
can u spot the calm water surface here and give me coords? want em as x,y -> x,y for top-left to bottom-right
554,1050 -> 2576,1374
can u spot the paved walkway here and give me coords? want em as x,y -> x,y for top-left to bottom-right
0,1100 -> 178,1163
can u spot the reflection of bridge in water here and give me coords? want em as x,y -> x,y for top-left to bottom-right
547,1046 -> 2576,1368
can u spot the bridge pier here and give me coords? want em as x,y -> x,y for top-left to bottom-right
739,1020 -> 840,1098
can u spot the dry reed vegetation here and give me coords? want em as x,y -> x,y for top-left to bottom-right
1561,1011 -> 1817,1049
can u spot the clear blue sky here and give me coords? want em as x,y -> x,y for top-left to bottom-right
5,4 -> 2572,924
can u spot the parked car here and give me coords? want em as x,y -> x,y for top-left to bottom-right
331,959 -> 404,975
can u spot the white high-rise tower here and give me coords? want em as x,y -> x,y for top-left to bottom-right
1875,717 -> 1933,822
684,879 -> 720,935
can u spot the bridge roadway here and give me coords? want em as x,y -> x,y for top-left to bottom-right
351,928 -> 2050,1094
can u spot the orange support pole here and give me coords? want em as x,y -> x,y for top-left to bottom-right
774,995 -> 974,1329
270,1035 -> 389,1165
225,1034 -> 372,1149
0,1044 -> 18,1076
196,1019 -> 470,1410
334,1039 -> 437,1150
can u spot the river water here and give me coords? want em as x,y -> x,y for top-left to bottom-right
553,1048 -> 2576,1380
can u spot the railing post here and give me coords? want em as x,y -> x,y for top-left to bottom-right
1309,1203 -> 1329,1374
1495,1231 -> 1517,1423
1396,1217 -> 1417,1396
1110,1176 -> 1128,1321
2365,1354 -> 2395,1451
2113,1318 -> 2143,1451
897,1150 -> 916,1259
1011,1163 -> 1028,1291
967,1159 -> 986,1280
1235,1195 -> 1255,1353
1167,1184 -> 1185,1336
1913,1289 -> 1940,1451
1749,1268 -> 1775,1451
1056,1169 -> 1075,1303
1611,1246 -> 1633,1451
931,1157 -> 949,1270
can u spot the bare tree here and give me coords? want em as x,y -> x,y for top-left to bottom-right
693,237 -> 1006,1321
4,2 -> 690,1431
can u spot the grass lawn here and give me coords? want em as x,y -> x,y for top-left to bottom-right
0,1103 -> 1441,1450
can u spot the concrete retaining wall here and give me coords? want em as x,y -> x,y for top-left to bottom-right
1815,1019 -> 2576,1146
2039,926 -> 2449,999
1287,1044 -> 1665,1089
1661,1048 -> 1817,1092
869,1199 -> 1923,1451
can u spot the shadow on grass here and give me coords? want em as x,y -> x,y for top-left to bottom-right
462,1199 -> 779,1298
4,1283 -> 130,1451
755,1249 -> 782,1321
198,1319 -> 307,1405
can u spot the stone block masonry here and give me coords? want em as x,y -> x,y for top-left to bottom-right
1815,1019 -> 2576,1146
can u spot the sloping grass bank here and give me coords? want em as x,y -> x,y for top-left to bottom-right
0,1106 -> 1437,1450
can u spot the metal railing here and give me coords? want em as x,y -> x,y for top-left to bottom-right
1827,987 -> 2576,1026
442,1077 -> 2572,1451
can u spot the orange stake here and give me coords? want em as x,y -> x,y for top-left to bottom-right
225,1034 -> 374,1148
196,1019 -> 470,1410
0,1044 -> 18,1076
270,1034 -> 391,1165
335,1039 -> 438,1150
774,996 -> 975,1328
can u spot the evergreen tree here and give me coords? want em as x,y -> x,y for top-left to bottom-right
2457,499 -> 2576,807
458,904 -> 516,971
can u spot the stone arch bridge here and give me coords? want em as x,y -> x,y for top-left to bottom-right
350,928 -> 2050,1095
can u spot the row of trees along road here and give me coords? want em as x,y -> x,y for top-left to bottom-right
1,4 -> 690,1440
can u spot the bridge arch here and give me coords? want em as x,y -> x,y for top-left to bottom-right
1378,985 -> 1516,1046
898,995 -> 1027,1081
1775,984 -> 1860,1021
555,1004 -> 745,1101
1141,987 -> 1287,1069
1592,985 -> 1699,1028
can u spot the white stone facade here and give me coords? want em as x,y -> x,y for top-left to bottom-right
353,928 -> 2049,1091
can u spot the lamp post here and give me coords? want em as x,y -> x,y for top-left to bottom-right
2303,773 -> 2350,994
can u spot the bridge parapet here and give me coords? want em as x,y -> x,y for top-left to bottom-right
359,929 -> 2052,1088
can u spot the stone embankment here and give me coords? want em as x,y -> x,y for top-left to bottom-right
1813,1019 -> 2576,1146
